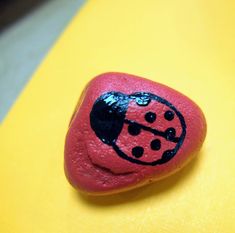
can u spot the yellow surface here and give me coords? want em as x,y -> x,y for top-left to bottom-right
1,0 -> 235,232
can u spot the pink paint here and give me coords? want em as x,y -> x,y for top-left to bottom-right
64,72 -> 206,194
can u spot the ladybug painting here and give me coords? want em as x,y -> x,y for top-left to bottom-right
64,72 -> 206,195
90,91 -> 186,166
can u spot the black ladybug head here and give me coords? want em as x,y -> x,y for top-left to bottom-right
90,92 -> 130,145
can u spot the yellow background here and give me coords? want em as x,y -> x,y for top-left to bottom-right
1,0 -> 235,232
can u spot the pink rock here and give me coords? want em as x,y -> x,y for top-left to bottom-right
64,72 -> 207,195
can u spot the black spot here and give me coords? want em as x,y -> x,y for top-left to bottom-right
160,150 -> 175,163
145,112 -> 156,123
165,127 -> 176,140
150,139 -> 161,150
128,123 -> 141,136
164,110 -> 174,121
132,146 -> 144,158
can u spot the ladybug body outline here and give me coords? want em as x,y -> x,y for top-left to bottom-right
90,92 -> 186,166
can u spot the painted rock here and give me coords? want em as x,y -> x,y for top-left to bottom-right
64,72 -> 207,195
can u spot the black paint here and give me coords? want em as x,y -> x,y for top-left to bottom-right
145,112 -> 156,123
159,150 -> 175,164
151,139 -> 161,151
165,127 -> 176,141
124,119 -> 179,143
135,93 -> 151,106
90,92 -> 129,145
164,110 -> 174,121
132,146 -> 144,158
128,123 -> 141,136
90,91 -> 186,166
